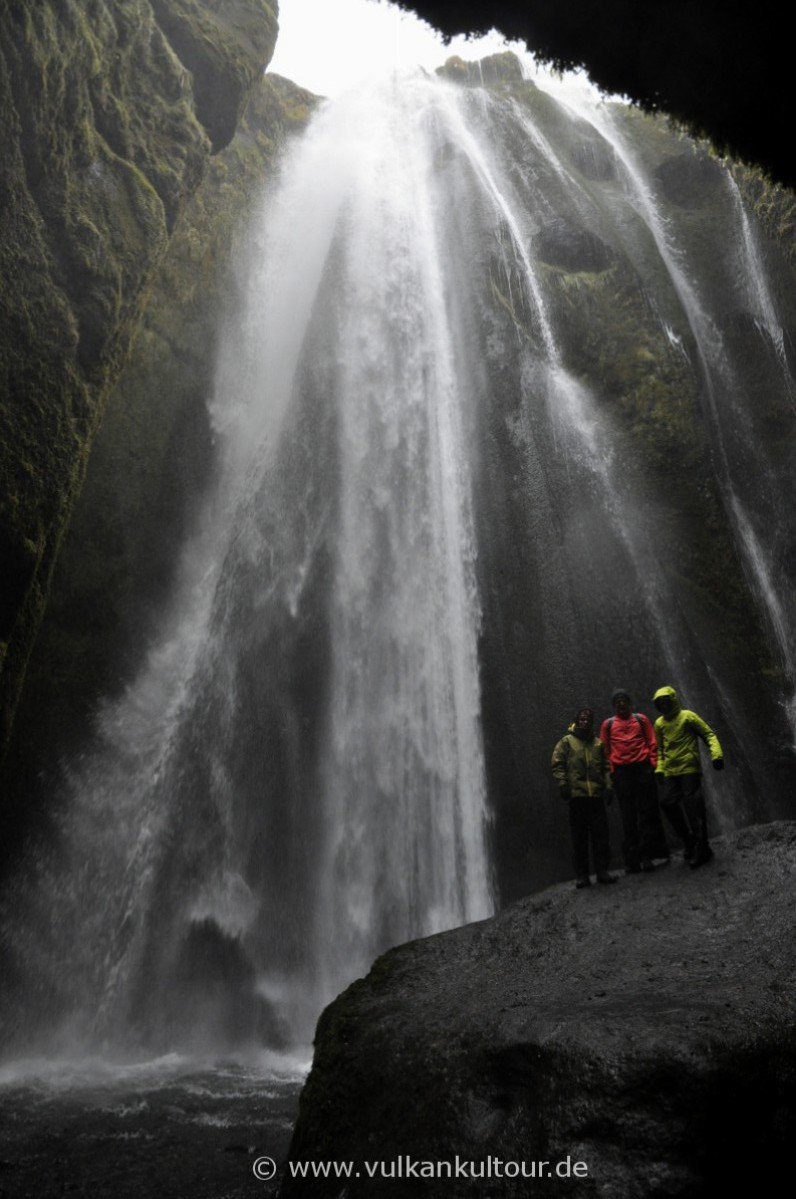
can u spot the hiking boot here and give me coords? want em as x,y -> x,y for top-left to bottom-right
640,858 -> 655,873
596,872 -> 618,885
575,877 -> 591,889
689,845 -> 714,869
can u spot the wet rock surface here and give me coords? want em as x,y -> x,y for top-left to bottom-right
654,152 -> 727,209
283,822 -> 796,1197
0,72 -> 317,865
436,51 -> 525,86
534,221 -> 617,273
0,0 -> 278,760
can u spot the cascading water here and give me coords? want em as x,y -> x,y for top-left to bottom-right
4,72 -> 501,1058
554,89 -> 796,742
2,60 -> 795,1064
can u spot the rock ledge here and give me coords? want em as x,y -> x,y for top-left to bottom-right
282,822 -> 796,1197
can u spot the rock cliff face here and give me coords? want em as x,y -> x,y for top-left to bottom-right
0,70 -> 317,849
427,58 -> 795,898
282,822 -> 796,1198
0,0 -> 278,760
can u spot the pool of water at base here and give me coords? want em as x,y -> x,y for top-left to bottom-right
0,1052 -> 308,1199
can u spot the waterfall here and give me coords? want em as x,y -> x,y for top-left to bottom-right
552,90 -> 796,742
2,63 -> 794,1060
4,73 -> 500,1056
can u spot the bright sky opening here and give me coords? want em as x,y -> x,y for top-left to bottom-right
269,0 -> 531,97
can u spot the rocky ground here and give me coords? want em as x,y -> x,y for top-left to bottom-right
282,821 -> 796,1197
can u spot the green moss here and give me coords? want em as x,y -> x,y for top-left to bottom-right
435,55 -> 470,84
0,0 -> 279,761
478,59 -> 790,700
150,0 -> 279,151
733,163 -> 796,267
542,254 -> 775,660
3,73 -> 318,792
436,51 -> 525,87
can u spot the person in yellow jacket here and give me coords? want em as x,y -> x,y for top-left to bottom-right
652,685 -> 724,868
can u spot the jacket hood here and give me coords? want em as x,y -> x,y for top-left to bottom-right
567,719 -> 595,740
653,685 -> 681,716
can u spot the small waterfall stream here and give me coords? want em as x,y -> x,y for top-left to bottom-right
556,90 -> 796,739
2,64 -> 794,1065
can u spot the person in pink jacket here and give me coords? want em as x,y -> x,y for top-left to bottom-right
600,689 -> 669,874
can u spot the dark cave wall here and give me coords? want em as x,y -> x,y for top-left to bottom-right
406,1 -> 791,188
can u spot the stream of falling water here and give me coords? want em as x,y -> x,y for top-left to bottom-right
555,90 -> 796,742
4,72 -> 502,1060
2,64 -> 794,1072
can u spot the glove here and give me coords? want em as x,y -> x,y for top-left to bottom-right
559,784 -> 571,800
712,758 -> 724,771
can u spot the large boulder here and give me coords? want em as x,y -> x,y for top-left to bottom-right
282,822 -> 796,1197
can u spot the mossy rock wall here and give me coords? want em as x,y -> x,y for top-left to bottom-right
0,0 -> 278,762
427,71 -> 796,896
1,74 -> 317,846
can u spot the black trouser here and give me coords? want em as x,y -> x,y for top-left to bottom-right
613,762 -> 669,868
659,773 -> 709,857
568,795 -> 610,879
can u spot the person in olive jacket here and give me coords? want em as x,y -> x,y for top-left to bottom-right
551,707 -> 618,889
652,685 -> 724,868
